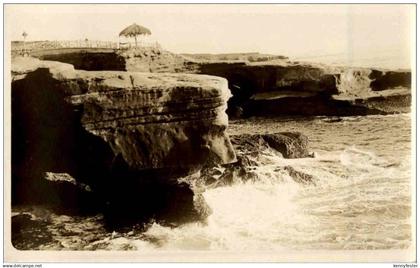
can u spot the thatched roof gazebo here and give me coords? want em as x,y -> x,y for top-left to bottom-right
119,23 -> 151,48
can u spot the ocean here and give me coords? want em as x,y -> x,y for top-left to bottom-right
12,113 -> 413,251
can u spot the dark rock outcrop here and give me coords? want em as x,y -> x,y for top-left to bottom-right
190,132 -> 313,190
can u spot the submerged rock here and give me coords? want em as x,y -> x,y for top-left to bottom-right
230,132 -> 310,159
193,132 -> 312,189
261,132 -> 309,159
12,213 -> 54,250
283,166 -> 316,186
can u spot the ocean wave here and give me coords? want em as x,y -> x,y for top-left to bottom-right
121,142 -> 411,251
12,114 -> 412,251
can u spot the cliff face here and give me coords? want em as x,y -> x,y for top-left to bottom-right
13,57 -> 235,170
29,48 -> 412,117
115,49 -> 411,116
12,57 -> 235,225
194,62 -> 411,116
66,69 -> 236,172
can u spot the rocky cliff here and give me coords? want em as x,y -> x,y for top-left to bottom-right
29,48 -> 411,117
194,61 -> 411,117
11,57 -> 235,226
117,49 -> 412,117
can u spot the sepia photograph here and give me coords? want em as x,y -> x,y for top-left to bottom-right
3,2 -> 416,264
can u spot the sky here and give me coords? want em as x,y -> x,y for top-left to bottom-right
5,4 -> 415,68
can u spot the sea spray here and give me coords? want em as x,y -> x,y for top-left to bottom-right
11,114 -> 412,250
132,138 -> 411,251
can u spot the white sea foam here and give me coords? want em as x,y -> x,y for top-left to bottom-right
127,139 -> 411,251
104,114 -> 413,251
13,114 -> 412,251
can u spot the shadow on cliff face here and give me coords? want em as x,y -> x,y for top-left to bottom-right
197,63 -> 259,117
226,71 -> 258,116
38,52 -> 126,71
12,68 -> 115,213
12,69 -> 203,229
100,172 -> 201,230
197,63 -> 342,118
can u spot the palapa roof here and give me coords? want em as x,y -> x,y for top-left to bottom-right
119,23 -> 151,37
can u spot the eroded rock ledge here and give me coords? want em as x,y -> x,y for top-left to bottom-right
12,57 -> 236,226
32,48 -> 411,117
194,62 -> 411,117
13,57 -> 235,170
